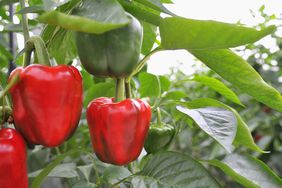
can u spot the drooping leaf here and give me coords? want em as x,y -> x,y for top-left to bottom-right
160,17 -> 276,50
134,0 -> 175,16
177,106 -> 237,152
185,98 -> 264,153
132,151 -> 221,187
190,49 -> 282,112
117,0 -> 162,26
39,0 -> 130,34
208,154 -> 282,188
193,75 -> 244,106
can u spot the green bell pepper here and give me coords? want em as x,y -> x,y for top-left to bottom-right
75,14 -> 142,78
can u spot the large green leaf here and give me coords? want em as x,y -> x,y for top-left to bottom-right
30,149 -> 80,188
117,0 -> 162,26
39,0 -> 130,34
132,151 -> 221,187
190,49 -> 282,112
208,154 -> 282,188
134,0 -> 175,15
29,163 -> 79,178
177,106 -> 237,152
138,72 -> 161,98
160,17 -> 276,50
185,98 -> 264,153
141,22 -> 157,55
193,76 -> 243,106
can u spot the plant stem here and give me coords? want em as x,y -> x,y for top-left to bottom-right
115,78 -> 125,102
125,81 -> 131,98
19,0 -> 30,42
156,107 -> 162,126
126,47 -> 161,82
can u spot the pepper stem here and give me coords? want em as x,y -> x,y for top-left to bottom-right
24,36 -> 51,67
125,81 -> 131,98
157,107 -> 162,126
115,78 -> 125,102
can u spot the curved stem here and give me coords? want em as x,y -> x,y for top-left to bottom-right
156,107 -> 162,126
24,36 -> 51,67
115,78 -> 125,102
23,47 -> 33,67
126,47 -> 162,82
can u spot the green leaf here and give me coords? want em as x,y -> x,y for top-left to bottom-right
29,163 -> 79,178
31,149 -> 80,188
163,90 -> 187,100
0,0 -> 18,6
117,0 -> 162,26
39,0 -> 130,34
207,154 -> 282,188
185,98 -> 264,153
160,17 -> 276,50
48,30 -> 77,64
141,22 -> 157,55
193,76 -> 244,106
84,82 -> 115,106
161,0 -> 173,4
159,75 -> 171,92
177,106 -> 237,152
102,166 -> 131,185
134,0 -> 175,16
138,72 -> 160,98
0,44 -> 13,60
72,181 -> 96,188
190,49 -> 282,112
133,151 -> 221,187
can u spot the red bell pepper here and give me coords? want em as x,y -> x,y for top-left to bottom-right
9,64 -> 83,147
87,97 -> 151,165
0,128 -> 28,188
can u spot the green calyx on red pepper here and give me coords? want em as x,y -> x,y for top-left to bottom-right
75,13 -> 142,78
9,36 -> 83,147
144,108 -> 175,154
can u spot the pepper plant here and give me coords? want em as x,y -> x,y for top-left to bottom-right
0,0 -> 282,187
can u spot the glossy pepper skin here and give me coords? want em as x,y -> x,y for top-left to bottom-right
9,64 -> 83,147
87,97 -> 151,165
0,128 -> 28,188
75,14 -> 142,78
144,123 -> 175,154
